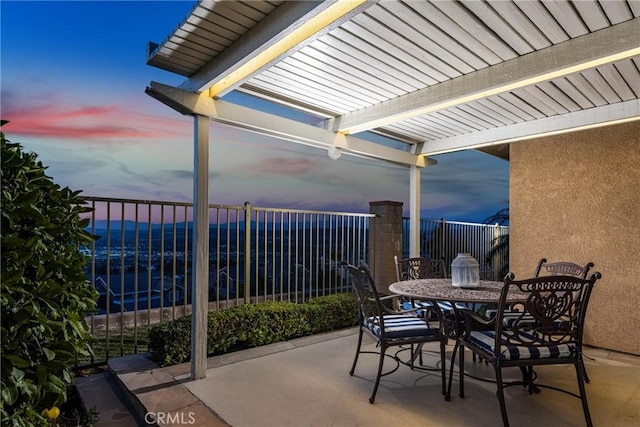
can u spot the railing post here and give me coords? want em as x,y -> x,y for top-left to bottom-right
438,218 -> 446,263
244,202 -> 252,303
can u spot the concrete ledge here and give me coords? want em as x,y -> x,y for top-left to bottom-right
109,354 -> 228,426
75,372 -> 141,427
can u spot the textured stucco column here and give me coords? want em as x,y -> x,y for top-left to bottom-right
369,201 -> 403,294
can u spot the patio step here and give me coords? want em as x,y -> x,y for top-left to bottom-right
74,371 -> 141,426
107,354 -> 229,427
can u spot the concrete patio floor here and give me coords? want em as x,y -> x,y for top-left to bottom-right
110,327 -> 639,426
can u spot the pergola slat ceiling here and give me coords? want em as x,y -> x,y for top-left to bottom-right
147,0 -> 640,161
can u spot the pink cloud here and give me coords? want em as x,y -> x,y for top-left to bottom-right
2,102 -> 190,140
251,157 -> 315,175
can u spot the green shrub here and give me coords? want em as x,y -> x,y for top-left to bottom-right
303,293 -> 359,334
148,317 -> 192,368
1,128 -> 98,426
149,293 -> 357,367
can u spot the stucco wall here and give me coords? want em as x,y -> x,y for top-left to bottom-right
510,121 -> 640,355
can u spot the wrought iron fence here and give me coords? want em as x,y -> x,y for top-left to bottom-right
402,218 -> 509,280
79,196 -> 373,366
78,196 -> 508,367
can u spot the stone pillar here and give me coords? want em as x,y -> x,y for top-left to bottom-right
369,201 -> 403,294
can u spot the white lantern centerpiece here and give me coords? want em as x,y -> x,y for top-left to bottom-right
451,253 -> 480,288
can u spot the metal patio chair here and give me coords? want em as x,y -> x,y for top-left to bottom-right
455,272 -> 602,427
511,258 -> 596,383
346,263 -> 447,403
535,259 -> 595,384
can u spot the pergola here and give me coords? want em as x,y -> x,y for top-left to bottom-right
145,0 -> 640,379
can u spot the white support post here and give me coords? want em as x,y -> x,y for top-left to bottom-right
191,115 -> 209,380
409,165 -> 421,257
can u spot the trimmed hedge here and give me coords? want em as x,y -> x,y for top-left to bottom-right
148,293 -> 357,367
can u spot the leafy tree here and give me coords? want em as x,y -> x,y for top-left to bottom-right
1,125 -> 98,426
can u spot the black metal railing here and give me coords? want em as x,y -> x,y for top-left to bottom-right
402,217 -> 509,279
78,196 -> 374,366
78,196 -> 508,367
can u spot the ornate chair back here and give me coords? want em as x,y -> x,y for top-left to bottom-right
394,256 -> 447,282
534,258 -> 594,279
496,272 -> 601,355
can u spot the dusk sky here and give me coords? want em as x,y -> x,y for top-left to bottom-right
1,1 -> 509,223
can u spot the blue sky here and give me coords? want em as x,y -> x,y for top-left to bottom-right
1,1 -> 508,222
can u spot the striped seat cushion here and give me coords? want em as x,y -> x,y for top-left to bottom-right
502,310 -> 570,330
402,300 -> 470,317
501,310 -> 535,327
466,330 -> 578,361
364,315 -> 440,339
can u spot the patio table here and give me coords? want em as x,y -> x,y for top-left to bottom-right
389,278 -> 525,343
389,278 -> 526,304
389,278 -> 529,399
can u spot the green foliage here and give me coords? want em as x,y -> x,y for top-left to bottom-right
148,318 -> 191,367
303,293 -> 359,333
149,293 -> 358,367
1,129 -> 98,426
77,328 -> 150,366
